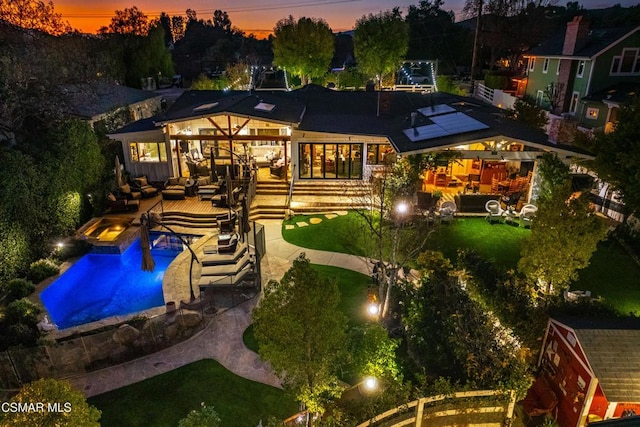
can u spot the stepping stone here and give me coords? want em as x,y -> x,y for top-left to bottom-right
285,224 -> 295,230
335,211 -> 348,216
296,222 -> 309,227
325,213 -> 337,219
309,218 -> 322,224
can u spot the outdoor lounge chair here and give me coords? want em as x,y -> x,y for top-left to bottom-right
216,211 -> 237,233
519,204 -> 537,227
485,200 -> 504,223
217,233 -> 239,253
106,193 -> 139,213
133,176 -> 159,198
119,183 -> 141,200
438,201 -> 456,222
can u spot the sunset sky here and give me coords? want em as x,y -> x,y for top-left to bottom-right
55,0 -> 638,38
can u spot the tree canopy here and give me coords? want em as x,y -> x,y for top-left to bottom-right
272,16 -> 334,85
252,254 -> 346,415
0,0 -> 71,35
99,6 -> 149,36
0,378 -> 101,426
354,9 -> 409,87
584,100 -> 640,215
518,155 -> 608,296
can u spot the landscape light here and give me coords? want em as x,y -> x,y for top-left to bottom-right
367,303 -> 380,316
363,376 -> 378,391
395,201 -> 408,215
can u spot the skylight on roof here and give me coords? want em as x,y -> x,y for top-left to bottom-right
193,102 -> 219,112
417,104 -> 456,117
254,102 -> 276,112
403,112 -> 489,142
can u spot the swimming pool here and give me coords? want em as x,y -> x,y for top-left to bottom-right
40,232 -> 198,329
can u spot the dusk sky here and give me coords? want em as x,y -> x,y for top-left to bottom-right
56,0 -> 638,38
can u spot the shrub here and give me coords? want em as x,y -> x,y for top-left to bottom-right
5,298 -> 41,325
53,239 -> 91,262
4,278 -> 35,302
28,259 -> 59,283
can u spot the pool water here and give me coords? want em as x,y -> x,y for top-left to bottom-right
41,233 -> 192,329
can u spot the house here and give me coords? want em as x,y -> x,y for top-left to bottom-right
522,16 -> 640,136
108,85 -> 592,203
535,317 -> 640,426
61,81 -> 163,130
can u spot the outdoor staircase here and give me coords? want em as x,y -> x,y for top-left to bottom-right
249,180 -> 373,220
159,210 -> 219,229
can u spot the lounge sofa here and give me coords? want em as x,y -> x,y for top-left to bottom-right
454,193 -> 501,213
133,176 -> 159,198
162,177 -> 188,200
119,183 -> 141,200
196,176 -> 221,201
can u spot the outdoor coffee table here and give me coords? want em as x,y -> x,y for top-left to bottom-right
503,209 -> 518,224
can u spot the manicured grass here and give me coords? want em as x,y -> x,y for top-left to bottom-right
576,239 -> 640,315
426,217 -> 530,269
283,212 -> 371,256
89,359 -> 298,427
283,212 -> 640,315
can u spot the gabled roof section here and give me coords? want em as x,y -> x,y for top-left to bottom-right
109,116 -> 160,135
583,82 -> 640,107
526,26 -> 638,58
61,81 -> 161,120
553,317 -> 640,403
158,90 -> 305,125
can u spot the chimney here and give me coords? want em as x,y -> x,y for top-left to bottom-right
411,112 -> 418,127
562,16 -> 590,56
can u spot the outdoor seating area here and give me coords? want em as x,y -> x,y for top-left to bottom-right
162,176 -> 188,200
132,176 -> 159,198
105,193 -> 139,213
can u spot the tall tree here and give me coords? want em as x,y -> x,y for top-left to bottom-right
354,9 -> 409,89
0,0 -> 71,35
272,16 -> 334,85
0,378 -> 101,426
518,155 -> 608,297
584,99 -> 640,215
99,6 -> 149,36
252,254 -> 346,418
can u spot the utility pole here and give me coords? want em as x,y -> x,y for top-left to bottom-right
470,0 -> 483,96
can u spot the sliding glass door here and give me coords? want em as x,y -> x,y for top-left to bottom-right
299,143 -> 362,179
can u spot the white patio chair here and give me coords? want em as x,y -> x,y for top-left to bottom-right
519,204 -> 538,227
439,201 -> 457,223
485,199 -> 504,223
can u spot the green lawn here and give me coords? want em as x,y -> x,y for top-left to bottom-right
576,239 -> 640,315
283,212 -> 640,315
89,359 -> 298,427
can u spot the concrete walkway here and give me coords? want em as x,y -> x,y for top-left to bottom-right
68,219 -> 373,398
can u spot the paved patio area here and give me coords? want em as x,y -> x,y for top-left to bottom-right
67,219 -> 374,397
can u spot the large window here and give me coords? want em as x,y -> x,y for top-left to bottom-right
610,48 -> 640,75
130,142 -> 167,162
366,143 -> 394,165
299,143 -> 362,179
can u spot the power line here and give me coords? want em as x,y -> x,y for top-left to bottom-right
61,0 -> 363,18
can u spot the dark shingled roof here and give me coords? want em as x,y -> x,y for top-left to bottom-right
61,82 -> 162,119
527,26 -> 637,58
583,82 -> 640,105
153,85 -> 591,157
110,116 -> 160,135
553,317 -> 640,403
159,90 -> 305,124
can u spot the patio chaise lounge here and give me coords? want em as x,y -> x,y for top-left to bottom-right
106,193 -> 139,213
197,262 -> 255,288
200,251 -> 253,276
202,242 -> 248,266
196,176 -> 221,201
133,176 -> 159,198
119,183 -> 141,200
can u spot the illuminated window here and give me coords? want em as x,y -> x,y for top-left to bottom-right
586,107 -> 599,120
130,142 -> 167,162
366,144 -> 394,165
543,58 -> 550,74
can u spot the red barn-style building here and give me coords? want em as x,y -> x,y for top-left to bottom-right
535,317 -> 640,426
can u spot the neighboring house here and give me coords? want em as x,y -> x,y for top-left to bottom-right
61,81 -> 163,130
536,317 -> 640,426
523,16 -> 640,136
109,85 -> 591,191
